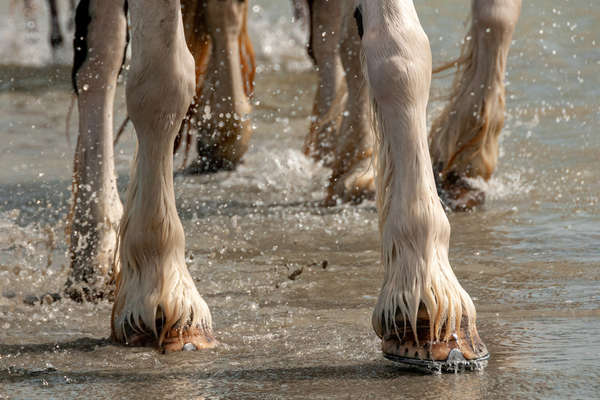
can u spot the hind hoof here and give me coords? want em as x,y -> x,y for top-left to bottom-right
436,170 -> 485,211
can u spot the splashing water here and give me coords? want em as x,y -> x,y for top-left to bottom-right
466,172 -> 534,201
222,148 -> 329,199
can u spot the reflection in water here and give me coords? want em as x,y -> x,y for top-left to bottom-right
1,0 -> 599,398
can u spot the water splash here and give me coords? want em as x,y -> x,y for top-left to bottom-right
0,209 -> 67,299
243,0 -> 311,72
222,148 -> 329,199
466,171 -> 533,201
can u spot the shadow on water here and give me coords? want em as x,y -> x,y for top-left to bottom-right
0,337 -> 111,357
210,363 -> 424,381
1,359 -> 422,385
0,65 -> 72,92
176,196 -> 376,220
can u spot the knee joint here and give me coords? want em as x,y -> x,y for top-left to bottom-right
127,55 -> 195,125
205,0 -> 246,37
365,33 -> 431,106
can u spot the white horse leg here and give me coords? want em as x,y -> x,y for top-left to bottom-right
429,0 -> 521,210
302,0 -> 346,166
325,3 -> 375,205
111,0 -> 214,352
358,0 -> 488,368
66,0 -> 126,302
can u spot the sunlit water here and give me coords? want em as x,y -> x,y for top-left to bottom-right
1,0 -> 599,399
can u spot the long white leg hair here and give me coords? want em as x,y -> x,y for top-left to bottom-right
111,0 -> 212,348
302,0 -> 347,166
325,1 -> 375,204
358,0 -> 478,343
430,0 -> 521,186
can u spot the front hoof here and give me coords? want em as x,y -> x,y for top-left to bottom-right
382,334 -> 489,373
380,309 -> 489,373
113,319 -> 217,353
383,348 -> 489,373
162,325 -> 217,353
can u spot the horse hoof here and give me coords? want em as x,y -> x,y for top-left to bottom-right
384,350 -> 489,373
379,307 -> 489,373
161,325 -> 217,353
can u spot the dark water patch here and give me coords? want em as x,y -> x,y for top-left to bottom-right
0,65 -> 71,92
0,337 -> 110,357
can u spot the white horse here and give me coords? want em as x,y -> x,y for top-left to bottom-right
67,0 -> 520,372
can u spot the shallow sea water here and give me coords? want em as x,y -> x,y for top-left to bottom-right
0,0 -> 599,399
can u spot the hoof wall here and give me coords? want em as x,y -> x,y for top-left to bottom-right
161,326 -> 217,353
384,351 -> 489,374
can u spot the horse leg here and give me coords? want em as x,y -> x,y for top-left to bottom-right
429,0 -> 521,210
46,0 -> 64,49
182,0 -> 254,173
176,0 -> 211,170
302,0 -> 346,167
324,3 -> 375,205
111,0 -> 214,352
358,0 -> 488,371
66,0 -> 127,302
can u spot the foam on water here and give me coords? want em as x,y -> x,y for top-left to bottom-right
0,209 -> 67,300
222,148 -> 329,200
248,0 -> 312,72
467,172 -> 533,202
0,209 -> 51,266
